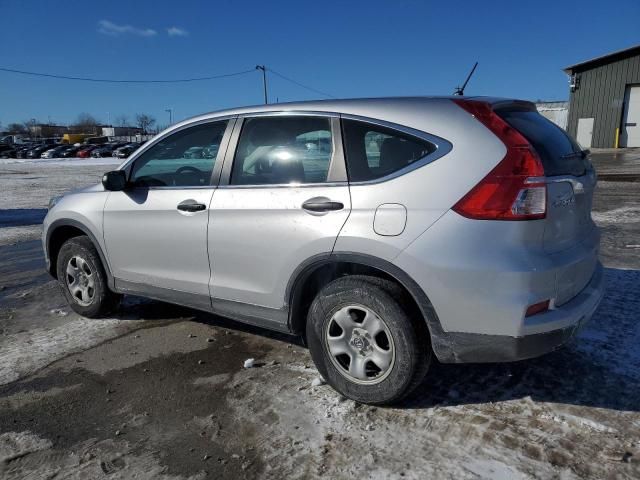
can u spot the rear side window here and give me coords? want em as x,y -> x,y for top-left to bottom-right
496,109 -> 588,177
342,119 -> 435,182
231,116 -> 332,185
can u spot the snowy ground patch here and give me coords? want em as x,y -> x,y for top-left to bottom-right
0,156 -> 121,167
0,317 -> 139,386
592,206 -> 640,224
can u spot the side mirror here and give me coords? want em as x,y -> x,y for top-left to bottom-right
102,170 -> 127,191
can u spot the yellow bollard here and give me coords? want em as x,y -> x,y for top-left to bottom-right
614,127 -> 620,149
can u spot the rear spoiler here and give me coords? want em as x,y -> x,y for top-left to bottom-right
490,100 -> 537,112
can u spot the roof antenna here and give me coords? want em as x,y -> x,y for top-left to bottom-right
453,62 -> 478,96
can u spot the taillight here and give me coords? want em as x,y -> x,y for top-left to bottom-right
452,99 -> 546,220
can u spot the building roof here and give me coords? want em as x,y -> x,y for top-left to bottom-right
564,44 -> 640,74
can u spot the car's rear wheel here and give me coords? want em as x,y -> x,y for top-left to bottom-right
56,236 -> 120,317
306,275 -> 430,405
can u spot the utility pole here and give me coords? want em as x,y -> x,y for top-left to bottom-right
256,65 -> 268,104
165,108 -> 173,125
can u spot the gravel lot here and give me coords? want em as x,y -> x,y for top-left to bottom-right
0,152 -> 639,479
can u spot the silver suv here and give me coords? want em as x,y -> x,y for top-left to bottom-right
43,97 -> 605,404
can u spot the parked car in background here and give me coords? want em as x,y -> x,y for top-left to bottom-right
43,97 -> 603,405
85,136 -> 109,145
183,146 -> 205,159
26,145 -> 50,158
202,144 -> 219,159
15,145 -> 35,159
41,145 -> 69,159
0,144 -> 16,158
113,143 -> 141,159
91,143 -> 126,158
60,146 -> 83,158
76,145 -> 101,158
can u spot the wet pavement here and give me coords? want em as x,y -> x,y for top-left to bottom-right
591,148 -> 640,180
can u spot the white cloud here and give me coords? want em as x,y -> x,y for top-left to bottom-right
98,20 -> 157,37
167,26 -> 189,37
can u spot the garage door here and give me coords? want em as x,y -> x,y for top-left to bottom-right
622,85 -> 640,148
577,118 -> 594,148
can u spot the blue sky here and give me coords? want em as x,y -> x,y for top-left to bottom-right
1,0 -> 638,127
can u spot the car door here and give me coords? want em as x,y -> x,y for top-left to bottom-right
208,113 -> 351,329
103,118 -> 234,310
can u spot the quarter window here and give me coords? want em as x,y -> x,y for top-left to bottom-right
231,116 -> 333,185
130,120 -> 228,187
342,119 -> 435,182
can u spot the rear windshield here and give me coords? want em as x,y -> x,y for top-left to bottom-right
497,108 -> 588,177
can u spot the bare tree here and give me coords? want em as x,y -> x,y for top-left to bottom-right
135,113 -> 156,134
73,113 -> 99,134
23,119 -> 38,136
7,123 -> 28,134
115,115 -> 129,127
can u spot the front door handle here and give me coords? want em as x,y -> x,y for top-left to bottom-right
302,197 -> 344,212
177,202 -> 206,212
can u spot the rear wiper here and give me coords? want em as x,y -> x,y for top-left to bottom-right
561,149 -> 590,159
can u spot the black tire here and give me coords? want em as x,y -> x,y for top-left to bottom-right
56,236 -> 120,317
306,275 -> 431,405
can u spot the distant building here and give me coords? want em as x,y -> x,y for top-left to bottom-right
28,123 -> 106,137
564,44 -> 640,148
102,126 -> 143,137
535,101 -> 568,130
28,124 -> 68,137
26,124 -> 143,138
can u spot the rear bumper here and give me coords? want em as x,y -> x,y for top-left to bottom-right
437,262 -> 605,363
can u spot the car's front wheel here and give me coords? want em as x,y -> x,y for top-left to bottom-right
306,275 -> 430,405
56,236 -> 120,317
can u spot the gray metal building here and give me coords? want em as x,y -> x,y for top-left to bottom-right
565,45 -> 640,148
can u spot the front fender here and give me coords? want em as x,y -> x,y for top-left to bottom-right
43,190 -> 112,287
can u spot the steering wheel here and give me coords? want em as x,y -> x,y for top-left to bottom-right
176,165 -> 202,175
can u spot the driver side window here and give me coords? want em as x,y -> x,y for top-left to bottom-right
130,120 -> 228,187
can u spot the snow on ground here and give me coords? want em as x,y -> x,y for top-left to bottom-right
0,431 -> 52,463
0,157 -> 117,247
0,431 -> 196,480
0,316 -> 139,385
0,156 -> 121,167
0,158 -> 111,211
592,206 -> 640,224
0,225 -> 41,247
575,268 -> 640,382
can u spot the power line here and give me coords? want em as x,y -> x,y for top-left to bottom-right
0,66 -> 256,84
0,64 -> 338,101
267,68 -> 336,99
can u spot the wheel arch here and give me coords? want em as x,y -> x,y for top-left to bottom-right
286,252 -> 448,356
46,219 -> 115,289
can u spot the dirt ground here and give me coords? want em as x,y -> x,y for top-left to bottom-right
0,153 -> 639,479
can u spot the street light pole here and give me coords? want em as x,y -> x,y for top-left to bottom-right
256,65 -> 268,104
165,108 -> 173,125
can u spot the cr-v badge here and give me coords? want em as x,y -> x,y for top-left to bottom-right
552,192 -> 576,208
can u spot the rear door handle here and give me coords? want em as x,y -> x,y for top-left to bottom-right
302,198 -> 344,212
177,202 -> 206,212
